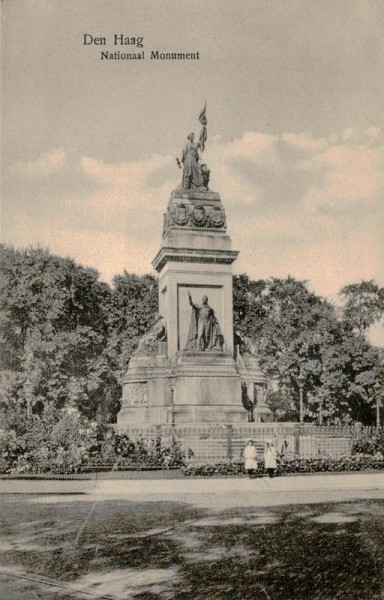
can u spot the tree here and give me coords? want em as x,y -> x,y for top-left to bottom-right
0,246 -> 160,425
98,272 -> 159,421
106,271 -> 159,375
233,274 -> 266,339
340,280 -> 384,336
2,245 -> 382,428
233,274 -> 384,424
0,245 -> 111,420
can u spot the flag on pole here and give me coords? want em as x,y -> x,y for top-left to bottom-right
199,102 -> 207,125
198,102 -> 207,152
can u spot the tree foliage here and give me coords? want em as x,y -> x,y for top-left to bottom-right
106,271 -> 158,377
0,246 -> 157,426
233,274 -> 384,424
0,245 -> 382,430
340,280 -> 384,335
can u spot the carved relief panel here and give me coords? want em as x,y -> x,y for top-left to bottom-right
124,382 -> 148,406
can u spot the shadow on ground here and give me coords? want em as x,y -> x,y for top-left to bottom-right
1,494 -> 383,599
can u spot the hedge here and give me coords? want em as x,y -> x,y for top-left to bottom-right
181,454 -> 384,477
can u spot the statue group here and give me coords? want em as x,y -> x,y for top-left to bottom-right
118,104 -> 269,428
134,293 -> 224,355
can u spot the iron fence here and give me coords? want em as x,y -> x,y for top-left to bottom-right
115,423 -> 382,462
1,424 -> 381,479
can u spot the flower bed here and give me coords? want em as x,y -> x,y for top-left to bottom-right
182,454 -> 384,477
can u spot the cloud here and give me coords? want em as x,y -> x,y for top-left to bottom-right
282,133 -> 329,153
302,143 -> 384,210
366,126 -> 381,139
4,128 -> 383,341
205,132 -> 282,207
340,127 -> 354,142
71,153 -> 175,237
8,148 -> 66,177
230,212 -> 383,300
221,132 -> 281,168
204,131 -> 384,314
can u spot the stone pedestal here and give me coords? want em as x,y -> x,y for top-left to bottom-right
171,351 -> 246,423
117,342 -> 172,426
152,189 -> 238,358
116,186 -> 270,427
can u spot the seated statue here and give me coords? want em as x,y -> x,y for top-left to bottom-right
234,330 -> 258,356
134,314 -> 167,356
200,163 -> 210,190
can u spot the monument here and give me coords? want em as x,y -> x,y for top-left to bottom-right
117,106 -> 270,426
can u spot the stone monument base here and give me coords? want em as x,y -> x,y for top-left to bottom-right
117,343 -> 172,427
171,351 -> 247,424
116,345 -> 250,426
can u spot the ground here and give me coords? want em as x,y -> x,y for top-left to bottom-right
1,475 -> 384,599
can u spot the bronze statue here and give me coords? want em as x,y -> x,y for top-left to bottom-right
234,330 -> 259,356
177,104 -> 209,191
200,163 -> 210,189
134,314 -> 167,356
184,292 -> 224,352
179,132 -> 204,190
198,103 -> 207,151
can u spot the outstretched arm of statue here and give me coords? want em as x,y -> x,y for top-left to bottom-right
188,291 -> 196,308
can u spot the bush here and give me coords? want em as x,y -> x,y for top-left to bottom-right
0,415 -> 186,474
182,455 -> 384,477
0,408 -> 99,474
352,428 -> 384,455
86,432 -> 185,469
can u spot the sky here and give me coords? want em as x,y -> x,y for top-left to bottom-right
1,0 -> 384,343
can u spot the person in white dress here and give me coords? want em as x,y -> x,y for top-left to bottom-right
243,439 -> 258,478
264,440 -> 277,478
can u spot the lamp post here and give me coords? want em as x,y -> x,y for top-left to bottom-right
318,398 -> 323,426
374,381 -> 382,427
297,370 -> 305,424
169,366 -> 177,427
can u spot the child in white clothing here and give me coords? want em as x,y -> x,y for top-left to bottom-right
243,439 -> 258,478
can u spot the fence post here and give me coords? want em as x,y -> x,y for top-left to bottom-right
226,425 -> 233,460
294,425 -> 301,457
155,425 -> 162,455
354,421 -> 362,441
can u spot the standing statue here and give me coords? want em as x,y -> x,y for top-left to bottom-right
184,292 -> 224,352
179,132 -> 205,190
177,103 -> 209,191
